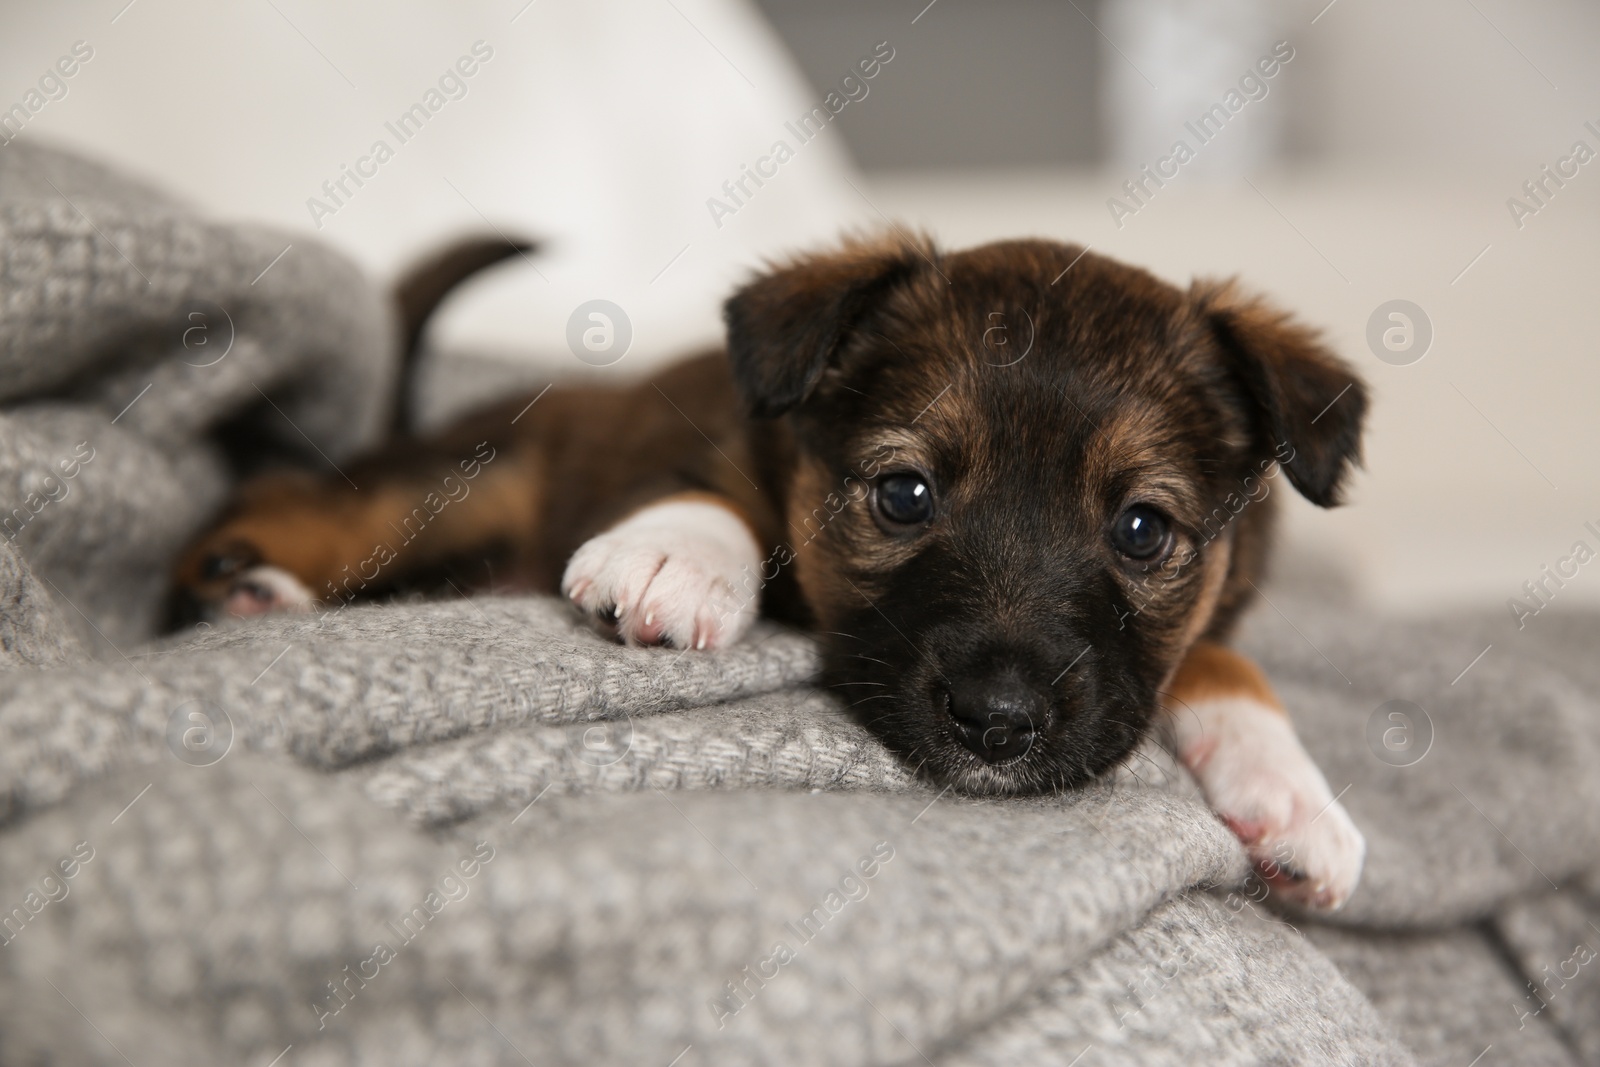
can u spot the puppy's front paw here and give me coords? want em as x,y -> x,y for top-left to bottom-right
1181,699 -> 1365,912
561,498 -> 761,650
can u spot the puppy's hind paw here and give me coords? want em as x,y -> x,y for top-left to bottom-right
561,497 -> 761,651
223,565 -> 316,618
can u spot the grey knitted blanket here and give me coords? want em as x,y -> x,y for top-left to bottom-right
2,141 -> 1598,1067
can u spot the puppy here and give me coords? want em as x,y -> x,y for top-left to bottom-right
174,235 -> 1368,910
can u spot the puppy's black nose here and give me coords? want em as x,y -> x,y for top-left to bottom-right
945,678 -> 1046,763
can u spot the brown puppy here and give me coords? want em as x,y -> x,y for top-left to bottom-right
174,234 -> 1368,910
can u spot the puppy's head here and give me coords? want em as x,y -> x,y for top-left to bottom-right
725,235 -> 1366,795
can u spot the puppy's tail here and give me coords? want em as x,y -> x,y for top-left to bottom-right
392,235 -> 537,435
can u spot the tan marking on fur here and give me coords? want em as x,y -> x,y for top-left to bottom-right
1118,517 -> 1233,684
1173,533 -> 1232,653
1164,641 -> 1285,715
1083,404 -> 1205,519
414,456 -> 543,556
786,456 -> 861,629
1144,530 -> 1239,710
861,429 -> 930,474
177,455 -> 542,602
1084,404 -> 1166,475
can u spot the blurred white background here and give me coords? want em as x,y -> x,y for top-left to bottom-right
2,0 -> 1597,616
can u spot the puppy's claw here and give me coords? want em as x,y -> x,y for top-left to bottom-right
1182,698 -> 1366,912
561,498 -> 760,651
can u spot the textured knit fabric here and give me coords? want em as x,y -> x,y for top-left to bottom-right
1,139 -> 1596,1066
0,140 -> 392,645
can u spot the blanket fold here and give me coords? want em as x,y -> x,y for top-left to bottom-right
0,140 -> 393,645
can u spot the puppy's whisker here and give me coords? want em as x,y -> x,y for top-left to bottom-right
851,653 -> 892,667
1154,690 -> 1204,743
1118,744 -> 1165,779
867,330 -> 910,359
829,681 -> 887,688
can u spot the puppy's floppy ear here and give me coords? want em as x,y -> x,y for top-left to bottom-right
1193,280 -> 1368,507
723,235 -> 929,417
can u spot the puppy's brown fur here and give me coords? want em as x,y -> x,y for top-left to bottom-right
175,233 -> 1365,803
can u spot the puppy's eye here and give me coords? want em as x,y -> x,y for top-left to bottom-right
1110,505 -> 1170,561
873,473 -> 935,529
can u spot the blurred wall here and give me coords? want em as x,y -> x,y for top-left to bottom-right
754,0 -> 1103,167
1287,0 -> 1600,178
758,0 -> 1600,179
0,0 -> 872,366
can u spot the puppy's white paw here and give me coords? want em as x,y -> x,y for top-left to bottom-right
560,498 -> 761,650
1179,698 -> 1365,912
223,565 -> 316,618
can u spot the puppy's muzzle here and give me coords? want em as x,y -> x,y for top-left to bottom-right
941,674 -> 1050,763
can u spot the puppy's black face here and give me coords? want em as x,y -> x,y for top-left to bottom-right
726,238 -> 1365,795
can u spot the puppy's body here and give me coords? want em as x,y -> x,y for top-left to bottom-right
175,236 -> 1367,910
